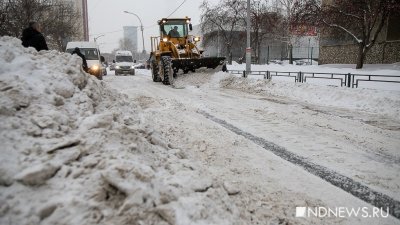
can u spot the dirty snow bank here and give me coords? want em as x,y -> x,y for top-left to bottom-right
217,73 -> 400,119
0,37 -> 239,225
172,68 -> 218,89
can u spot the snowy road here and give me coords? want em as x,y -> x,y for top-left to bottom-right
105,70 -> 400,224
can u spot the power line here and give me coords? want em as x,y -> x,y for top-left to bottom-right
167,0 -> 187,18
90,29 -> 123,37
91,0 -> 188,37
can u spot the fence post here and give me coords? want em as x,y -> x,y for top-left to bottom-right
347,73 -> 351,87
267,46 -> 270,64
298,71 -> 302,83
310,47 -> 313,65
268,71 -> 270,79
264,72 -> 267,79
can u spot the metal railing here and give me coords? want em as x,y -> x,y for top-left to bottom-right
228,70 -> 400,88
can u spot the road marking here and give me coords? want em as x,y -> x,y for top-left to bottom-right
198,110 -> 400,220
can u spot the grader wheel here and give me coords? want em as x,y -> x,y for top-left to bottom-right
151,58 -> 161,82
160,56 -> 173,85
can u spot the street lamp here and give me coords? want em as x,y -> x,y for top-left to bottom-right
245,0 -> 251,75
94,34 -> 105,43
123,10 -> 146,54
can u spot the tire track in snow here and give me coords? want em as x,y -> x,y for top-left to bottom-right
198,110 -> 400,220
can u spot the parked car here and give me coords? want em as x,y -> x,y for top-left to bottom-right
269,59 -> 283,65
66,41 -> 105,80
294,59 -> 311,65
109,62 -> 115,71
134,63 -> 146,69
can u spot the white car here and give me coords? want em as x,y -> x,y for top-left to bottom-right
114,50 -> 135,76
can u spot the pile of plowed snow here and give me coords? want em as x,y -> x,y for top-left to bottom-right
172,68 -> 220,89
218,73 -> 400,119
0,37 -> 239,225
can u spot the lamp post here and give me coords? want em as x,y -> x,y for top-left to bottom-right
94,34 -> 105,43
245,0 -> 251,75
123,10 -> 146,54
308,38 -> 311,64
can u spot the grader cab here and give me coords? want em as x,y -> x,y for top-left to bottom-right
149,17 -> 226,85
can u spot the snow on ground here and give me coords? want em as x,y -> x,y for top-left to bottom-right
0,37 -> 240,225
1,35 -> 400,225
228,62 -> 400,91
104,67 -> 400,224
217,72 -> 400,120
228,62 -> 400,76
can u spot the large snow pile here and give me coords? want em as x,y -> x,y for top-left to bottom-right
0,37 -> 239,225
217,73 -> 400,119
172,68 -> 219,89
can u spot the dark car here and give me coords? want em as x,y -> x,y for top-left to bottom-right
134,63 -> 146,69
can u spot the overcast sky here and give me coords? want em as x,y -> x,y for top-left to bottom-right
87,0 -> 205,53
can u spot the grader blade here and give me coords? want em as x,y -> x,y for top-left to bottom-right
172,57 -> 226,72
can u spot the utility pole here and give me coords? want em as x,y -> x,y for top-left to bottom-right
246,0 -> 251,75
308,38 -> 311,64
217,30 -> 220,57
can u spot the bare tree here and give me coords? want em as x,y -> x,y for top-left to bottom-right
278,0 -> 296,37
0,0 -> 81,51
293,0 -> 400,69
43,1 -> 81,51
119,38 -> 136,53
0,0 -> 50,37
200,0 -> 246,64
277,0 -> 296,63
250,0 -> 282,64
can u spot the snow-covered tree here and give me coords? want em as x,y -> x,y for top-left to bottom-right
0,0 -> 81,51
200,0 -> 246,64
293,0 -> 400,69
250,0 -> 283,64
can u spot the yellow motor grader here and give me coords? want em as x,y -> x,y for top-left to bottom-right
149,17 -> 226,85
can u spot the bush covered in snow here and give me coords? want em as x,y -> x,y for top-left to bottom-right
0,37 -> 239,225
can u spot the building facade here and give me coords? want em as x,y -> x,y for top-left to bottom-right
71,0 -> 89,41
201,29 -> 319,64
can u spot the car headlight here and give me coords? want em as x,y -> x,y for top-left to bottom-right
131,66 -> 135,69
91,65 -> 100,71
115,65 -> 120,69
162,37 -> 168,42
194,36 -> 200,42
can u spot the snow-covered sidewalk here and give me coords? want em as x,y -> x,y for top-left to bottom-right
227,62 -> 400,91
104,69 -> 400,224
